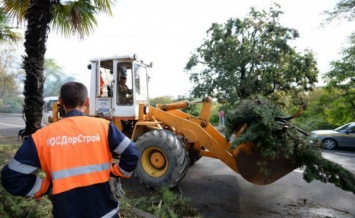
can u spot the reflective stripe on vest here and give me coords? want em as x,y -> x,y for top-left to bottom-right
52,163 -> 111,180
8,158 -> 38,174
7,158 -> 45,197
101,205 -> 119,218
26,176 -> 42,197
113,136 -> 130,154
32,116 -> 111,194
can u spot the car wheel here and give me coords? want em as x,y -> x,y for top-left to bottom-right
322,138 -> 337,150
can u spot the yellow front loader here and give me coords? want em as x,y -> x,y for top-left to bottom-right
50,55 -> 297,189
130,97 -> 297,188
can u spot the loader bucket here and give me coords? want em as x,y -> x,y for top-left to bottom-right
226,100 -> 307,185
234,142 -> 298,185
230,123 -> 299,185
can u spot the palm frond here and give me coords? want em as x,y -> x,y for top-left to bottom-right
52,0 -> 115,39
0,7 -> 22,43
1,0 -> 29,23
93,0 -> 115,15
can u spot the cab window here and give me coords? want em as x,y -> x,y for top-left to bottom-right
117,63 -> 133,105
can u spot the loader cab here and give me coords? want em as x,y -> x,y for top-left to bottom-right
41,96 -> 58,125
88,55 -> 150,123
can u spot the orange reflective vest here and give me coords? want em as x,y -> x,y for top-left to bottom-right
32,116 -> 112,195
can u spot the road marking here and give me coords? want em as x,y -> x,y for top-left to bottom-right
0,113 -> 22,116
0,123 -> 24,127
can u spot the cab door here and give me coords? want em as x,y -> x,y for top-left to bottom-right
113,61 -> 136,119
112,61 -> 149,120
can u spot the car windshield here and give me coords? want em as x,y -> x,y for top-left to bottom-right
335,123 -> 352,131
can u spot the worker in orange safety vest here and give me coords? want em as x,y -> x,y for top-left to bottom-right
1,81 -> 139,218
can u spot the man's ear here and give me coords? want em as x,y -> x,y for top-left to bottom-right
58,97 -> 63,104
84,97 -> 89,107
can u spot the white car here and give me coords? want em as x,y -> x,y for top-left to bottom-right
311,122 -> 355,149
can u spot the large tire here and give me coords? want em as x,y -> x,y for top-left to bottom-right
135,130 -> 189,189
323,138 -> 337,150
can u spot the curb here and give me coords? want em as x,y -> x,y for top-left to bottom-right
130,208 -> 157,218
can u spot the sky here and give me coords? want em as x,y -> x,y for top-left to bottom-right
40,0 -> 354,98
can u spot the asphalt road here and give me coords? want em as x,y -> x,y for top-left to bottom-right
177,155 -> 355,218
0,113 -> 25,140
1,114 -> 355,218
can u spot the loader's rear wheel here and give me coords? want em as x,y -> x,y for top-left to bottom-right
135,130 -> 189,189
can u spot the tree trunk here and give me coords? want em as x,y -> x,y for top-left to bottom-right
20,0 -> 52,139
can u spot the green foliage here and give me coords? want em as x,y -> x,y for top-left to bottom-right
298,147 -> 355,194
43,58 -> 75,97
210,112 -> 219,126
293,89 -> 329,129
323,0 -> 355,23
0,96 -> 23,113
0,187 -> 53,218
185,3 -> 318,104
121,187 -> 200,218
225,97 -> 355,194
225,97 -> 293,159
322,32 -> 355,123
321,88 -> 354,125
266,87 -> 348,131
0,7 -> 21,44
0,44 -> 25,113
3,0 -> 114,39
51,0 -> 114,39
0,144 -> 53,217
149,96 -> 175,107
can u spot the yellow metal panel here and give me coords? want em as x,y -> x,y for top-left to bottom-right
149,107 -> 238,173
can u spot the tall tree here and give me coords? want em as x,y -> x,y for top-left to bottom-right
323,33 -> 355,122
43,58 -> 75,97
1,0 -> 115,138
185,4 -> 318,104
321,0 -> 355,123
0,7 -> 21,43
0,44 -> 25,113
323,0 -> 355,23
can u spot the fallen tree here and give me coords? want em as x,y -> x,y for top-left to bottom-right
225,97 -> 355,194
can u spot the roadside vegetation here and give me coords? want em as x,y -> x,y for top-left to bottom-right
120,187 -> 200,218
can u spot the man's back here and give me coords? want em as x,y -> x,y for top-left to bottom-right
32,115 -> 119,217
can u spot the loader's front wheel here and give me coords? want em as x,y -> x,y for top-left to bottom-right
135,130 -> 189,189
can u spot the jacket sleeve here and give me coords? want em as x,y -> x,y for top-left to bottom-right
108,122 -> 139,178
0,136 -> 51,198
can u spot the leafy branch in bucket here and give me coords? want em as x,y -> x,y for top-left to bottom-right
225,97 -> 355,194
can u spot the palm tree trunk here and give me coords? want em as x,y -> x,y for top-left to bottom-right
20,0 -> 52,139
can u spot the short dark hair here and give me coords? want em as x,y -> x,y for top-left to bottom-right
60,82 -> 88,109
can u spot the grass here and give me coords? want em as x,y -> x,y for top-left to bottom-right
0,140 -> 53,218
120,187 -> 200,218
